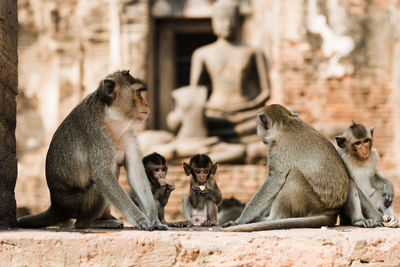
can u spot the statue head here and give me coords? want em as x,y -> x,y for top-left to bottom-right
212,0 -> 240,40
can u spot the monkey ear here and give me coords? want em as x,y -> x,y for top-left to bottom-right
183,163 -> 191,176
334,136 -> 346,149
211,162 -> 218,175
99,78 -> 117,105
369,126 -> 376,137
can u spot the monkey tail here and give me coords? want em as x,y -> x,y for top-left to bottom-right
17,206 -> 63,228
222,215 -> 337,232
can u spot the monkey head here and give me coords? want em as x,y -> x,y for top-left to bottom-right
335,123 -> 375,162
183,154 -> 218,184
98,70 -> 150,121
257,104 -> 299,146
143,152 -> 168,186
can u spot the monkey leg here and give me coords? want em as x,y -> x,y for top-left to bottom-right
223,169 -> 337,232
340,179 -> 381,228
182,194 -> 193,223
202,200 -> 218,227
72,189 -> 124,229
223,165 -> 290,227
358,185 -> 383,227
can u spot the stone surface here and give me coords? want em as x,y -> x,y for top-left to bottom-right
0,227 -> 399,266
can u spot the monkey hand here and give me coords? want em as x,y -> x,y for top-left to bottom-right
201,220 -> 217,227
136,218 -> 155,231
192,185 -> 209,196
166,181 -> 175,192
383,184 -> 394,208
222,220 -> 239,228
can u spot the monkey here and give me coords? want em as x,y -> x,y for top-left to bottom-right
181,154 -> 223,227
335,123 -> 394,226
17,70 -> 167,230
129,152 -> 175,223
217,197 -> 245,225
222,104 -> 353,232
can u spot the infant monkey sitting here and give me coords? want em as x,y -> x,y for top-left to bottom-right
179,154 -> 223,227
130,152 -> 175,224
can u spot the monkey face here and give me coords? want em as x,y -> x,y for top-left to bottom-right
131,84 -> 150,121
352,138 -> 371,161
192,168 -> 211,184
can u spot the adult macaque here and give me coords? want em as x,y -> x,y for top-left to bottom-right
130,152 -> 175,223
181,154 -> 223,227
223,104 -> 351,232
18,70 -> 167,230
336,123 -> 395,227
217,197 -> 245,225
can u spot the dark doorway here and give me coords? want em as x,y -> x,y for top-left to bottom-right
174,33 -> 216,88
149,19 -> 216,130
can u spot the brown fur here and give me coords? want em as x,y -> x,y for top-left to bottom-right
223,104 -> 349,232
18,71 -> 167,230
181,154 -> 222,227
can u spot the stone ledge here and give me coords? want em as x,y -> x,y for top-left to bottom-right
0,227 -> 399,266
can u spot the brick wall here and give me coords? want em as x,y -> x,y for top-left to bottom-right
0,0 -> 18,228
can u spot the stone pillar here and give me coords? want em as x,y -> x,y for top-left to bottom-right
0,0 -> 18,228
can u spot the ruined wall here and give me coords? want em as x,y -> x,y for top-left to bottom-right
0,0 -> 18,227
16,0 -> 150,206
243,0 -> 400,204
15,0 -> 400,217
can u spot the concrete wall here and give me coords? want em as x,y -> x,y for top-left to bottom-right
0,0 -> 18,227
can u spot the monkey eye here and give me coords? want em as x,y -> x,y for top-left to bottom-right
203,170 -> 209,174
162,167 -> 168,172
195,170 -> 201,174
354,141 -> 362,146
258,114 -> 268,129
154,168 -> 160,172
364,139 -> 370,144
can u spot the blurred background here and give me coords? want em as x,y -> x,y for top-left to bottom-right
15,0 -> 400,222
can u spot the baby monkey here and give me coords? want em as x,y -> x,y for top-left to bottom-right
335,123 -> 394,219
130,153 -> 175,223
181,154 -> 222,227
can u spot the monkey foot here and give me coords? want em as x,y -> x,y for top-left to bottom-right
136,220 -> 155,231
352,219 -> 380,228
201,220 -> 216,227
153,223 -> 169,230
383,215 -> 400,228
169,221 -> 193,228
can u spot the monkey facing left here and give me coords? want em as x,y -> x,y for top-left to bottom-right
17,70 -> 168,230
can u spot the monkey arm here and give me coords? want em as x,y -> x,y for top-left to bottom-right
206,177 -> 223,206
372,172 -> 394,207
124,137 -> 161,225
232,164 -> 289,225
155,189 -> 171,207
92,166 -> 151,228
182,195 -> 193,222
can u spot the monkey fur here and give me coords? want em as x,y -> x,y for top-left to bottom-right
223,104 -> 353,232
130,152 -> 175,223
18,70 -> 167,230
217,197 -> 245,225
336,123 -> 393,227
181,154 -> 223,227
